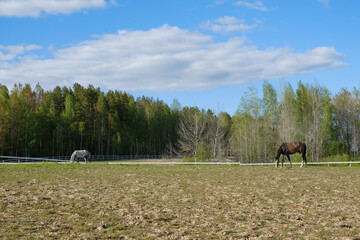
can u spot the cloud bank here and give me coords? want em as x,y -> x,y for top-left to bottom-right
0,0 -> 107,17
0,25 -> 344,91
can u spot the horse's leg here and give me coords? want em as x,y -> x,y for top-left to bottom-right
275,159 -> 279,168
302,154 -> 307,168
281,155 -> 284,167
287,154 -> 292,168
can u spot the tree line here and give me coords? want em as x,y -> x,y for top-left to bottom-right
0,82 -> 359,162
0,83 -> 178,157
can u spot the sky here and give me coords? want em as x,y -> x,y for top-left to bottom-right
0,0 -> 359,115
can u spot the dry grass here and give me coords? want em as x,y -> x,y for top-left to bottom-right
0,164 -> 359,239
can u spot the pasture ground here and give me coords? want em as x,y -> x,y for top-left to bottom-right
0,164 -> 359,239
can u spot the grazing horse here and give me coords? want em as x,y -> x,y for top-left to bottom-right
70,150 -> 91,164
275,142 -> 307,168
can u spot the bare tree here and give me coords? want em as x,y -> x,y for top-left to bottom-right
176,108 -> 207,161
207,113 -> 228,159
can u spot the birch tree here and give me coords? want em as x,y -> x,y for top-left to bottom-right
278,82 -> 297,143
232,87 -> 262,162
262,81 -> 279,161
177,107 -> 207,161
333,89 -> 360,157
207,111 -> 229,159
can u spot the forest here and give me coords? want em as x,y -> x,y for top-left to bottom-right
0,81 -> 359,162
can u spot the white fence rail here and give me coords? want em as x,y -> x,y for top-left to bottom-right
107,161 -> 360,167
1,155 -> 359,167
0,155 -> 182,163
0,155 -> 67,163
44,155 -> 182,162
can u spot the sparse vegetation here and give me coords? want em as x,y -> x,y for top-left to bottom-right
1,164 -> 359,239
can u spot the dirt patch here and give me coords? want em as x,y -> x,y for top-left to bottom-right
0,164 -> 359,239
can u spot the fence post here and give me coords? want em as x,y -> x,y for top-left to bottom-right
18,157 -> 20,164
350,162 -> 352,167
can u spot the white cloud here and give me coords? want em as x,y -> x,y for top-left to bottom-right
317,0 -> 330,7
0,44 -> 42,60
202,16 -> 259,33
234,1 -> 272,11
0,0 -> 107,17
0,25 -> 345,91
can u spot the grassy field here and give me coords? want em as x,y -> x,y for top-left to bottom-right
0,164 -> 359,239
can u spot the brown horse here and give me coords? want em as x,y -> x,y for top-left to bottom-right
275,142 -> 307,168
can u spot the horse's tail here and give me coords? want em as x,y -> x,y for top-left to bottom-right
275,145 -> 282,160
302,143 -> 307,156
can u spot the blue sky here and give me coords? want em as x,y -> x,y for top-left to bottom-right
0,0 -> 359,115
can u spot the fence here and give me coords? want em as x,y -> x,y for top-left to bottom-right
0,155 -> 67,163
0,155 -> 359,167
107,161 -> 360,167
44,155 -> 182,162
0,155 -> 182,163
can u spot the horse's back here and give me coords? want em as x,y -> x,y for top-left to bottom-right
281,142 -> 306,154
73,150 -> 90,157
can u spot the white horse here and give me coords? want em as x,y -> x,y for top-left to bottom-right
70,150 -> 91,164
